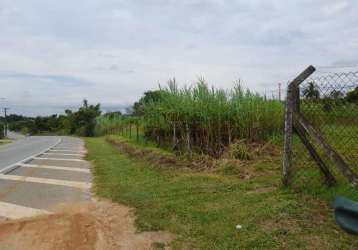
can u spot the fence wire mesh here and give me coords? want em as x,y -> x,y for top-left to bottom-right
290,71 -> 358,193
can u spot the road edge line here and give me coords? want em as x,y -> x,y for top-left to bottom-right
0,138 -> 62,174
0,201 -> 51,219
20,163 -> 90,173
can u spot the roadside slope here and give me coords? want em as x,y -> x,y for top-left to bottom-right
86,136 -> 358,249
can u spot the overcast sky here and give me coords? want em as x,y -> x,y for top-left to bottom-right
1,0 -> 358,116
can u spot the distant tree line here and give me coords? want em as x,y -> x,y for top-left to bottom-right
5,100 -> 101,137
132,90 -> 163,116
303,82 -> 358,103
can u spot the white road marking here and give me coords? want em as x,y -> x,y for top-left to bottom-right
0,138 -> 62,174
42,152 -> 84,157
49,149 -> 86,154
0,174 -> 91,189
33,157 -> 86,162
20,163 -> 90,173
0,139 -> 92,220
0,201 -> 51,219
52,147 -> 85,151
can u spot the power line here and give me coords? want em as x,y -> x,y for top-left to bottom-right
278,82 -> 282,101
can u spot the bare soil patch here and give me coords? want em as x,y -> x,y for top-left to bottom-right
0,200 -> 174,250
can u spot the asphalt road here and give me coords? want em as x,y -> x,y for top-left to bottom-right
0,134 -> 60,171
0,136 -> 91,220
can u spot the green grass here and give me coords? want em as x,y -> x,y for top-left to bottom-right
86,137 -> 358,249
0,139 -> 12,145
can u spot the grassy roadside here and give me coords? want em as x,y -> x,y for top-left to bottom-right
0,139 -> 12,145
85,136 -> 357,249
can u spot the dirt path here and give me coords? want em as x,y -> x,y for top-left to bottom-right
0,199 -> 174,250
0,136 -> 174,249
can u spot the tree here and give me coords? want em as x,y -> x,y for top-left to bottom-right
46,114 -> 59,131
70,99 -> 101,136
303,82 -> 320,99
346,87 -> 358,103
133,90 -> 163,116
329,90 -> 344,100
4,100 -> 101,137
103,111 -> 122,120
9,119 -> 35,134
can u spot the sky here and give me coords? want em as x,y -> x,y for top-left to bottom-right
1,0 -> 358,116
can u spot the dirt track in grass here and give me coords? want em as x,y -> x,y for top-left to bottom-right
0,200 -> 174,250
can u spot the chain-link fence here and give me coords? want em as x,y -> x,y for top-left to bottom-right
286,68 -> 358,195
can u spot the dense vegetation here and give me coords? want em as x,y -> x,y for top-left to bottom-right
95,112 -> 140,137
6,100 -> 101,136
142,81 -> 283,157
95,81 -> 358,158
97,80 -> 284,157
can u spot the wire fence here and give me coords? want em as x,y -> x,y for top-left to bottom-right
288,69 -> 358,194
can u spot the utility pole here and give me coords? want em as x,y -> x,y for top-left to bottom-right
278,83 -> 282,101
0,98 -> 7,137
3,107 -> 9,137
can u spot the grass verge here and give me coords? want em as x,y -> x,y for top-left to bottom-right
85,136 -> 358,249
0,139 -> 12,145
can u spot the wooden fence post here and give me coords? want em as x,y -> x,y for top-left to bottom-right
283,85 -> 294,186
294,122 -> 336,186
296,113 -> 358,186
282,65 -> 316,186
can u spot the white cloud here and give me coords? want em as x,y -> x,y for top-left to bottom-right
0,0 -> 358,115
322,1 -> 349,16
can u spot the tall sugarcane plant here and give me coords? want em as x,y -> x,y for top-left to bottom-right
96,79 -> 283,157
142,80 -> 284,157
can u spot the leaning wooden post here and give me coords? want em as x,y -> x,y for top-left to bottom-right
296,113 -> 358,186
282,65 -> 316,186
294,122 -> 336,186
